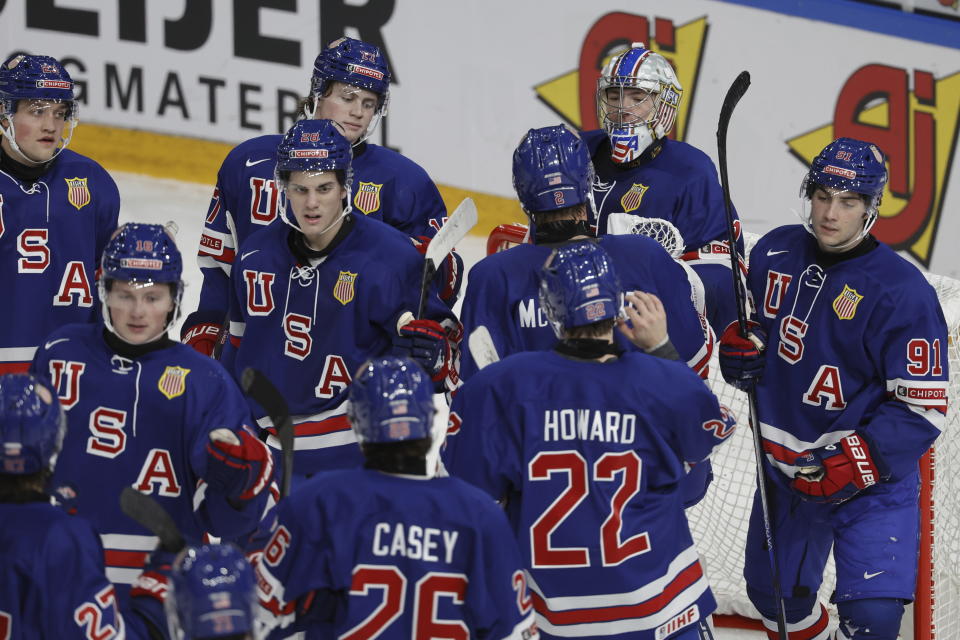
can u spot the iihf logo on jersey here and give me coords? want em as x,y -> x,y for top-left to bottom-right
333,271 -> 358,305
832,284 -> 863,320
64,177 -> 91,210
354,182 -> 383,215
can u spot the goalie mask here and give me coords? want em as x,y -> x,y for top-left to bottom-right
0,373 -> 66,475
597,43 -> 682,164
309,37 -> 391,143
539,241 -> 623,338
348,357 -> 435,445
0,54 -> 78,165
799,137 -> 888,249
99,223 -> 184,344
165,544 -> 257,639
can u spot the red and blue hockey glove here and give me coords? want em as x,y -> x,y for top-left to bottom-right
129,546 -> 176,605
718,320 -> 767,391
181,322 -> 222,357
51,482 -> 79,516
791,433 -> 889,504
412,235 -> 464,307
205,426 -> 274,504
391,318 -> 451,390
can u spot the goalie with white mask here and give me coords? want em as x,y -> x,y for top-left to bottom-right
582,43 -> 743,339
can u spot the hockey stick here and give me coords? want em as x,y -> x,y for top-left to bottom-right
467,325 -> 500,370
241,367 -> 294,498
120,486 -> 186,553
417,198 -> 479,319
717,71 -> 789,640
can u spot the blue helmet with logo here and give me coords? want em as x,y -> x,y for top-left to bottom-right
0,373 -> 66,475
539,241 -> 622,337
166,544 -> 256,639
0,54 -> 79,163
513,124 -> 595,216
348,357 -> 435,444
312,37 -> 391,106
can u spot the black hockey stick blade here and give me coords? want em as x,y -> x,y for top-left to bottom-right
120,486 -> 185,553
242,367 -> 294,498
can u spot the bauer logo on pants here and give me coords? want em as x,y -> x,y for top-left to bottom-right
65,177 -> 91,210
353,182 -> 383,215
832,284 -> 863,320
620,183 -> 649,213
158,366 -> 190,399
334,271 -> 358,305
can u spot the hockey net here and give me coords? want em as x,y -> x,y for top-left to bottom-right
686,232 -> 960,640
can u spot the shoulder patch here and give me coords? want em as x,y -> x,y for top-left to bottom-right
353,182 -> 383,215
158,366 -> 190,399
333,271 -> 358,305
619,183 -> 648,213
832,284 -> 863,320
64,177 -> 91,210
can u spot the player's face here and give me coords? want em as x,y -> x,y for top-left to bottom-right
602,87 -> 655,126
809,186 -> 868,252
1,99 -> 69,162
287,170 -> 347,247
315,82 -> 378,143
106,281 -> 174,344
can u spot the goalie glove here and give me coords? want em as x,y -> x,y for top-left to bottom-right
412,235 -> 464,308
391,317 -> 452,392
181,321 -> 222,357
791,433 -> 889,504
718,320 -> 766,391
205,426 -> 274,503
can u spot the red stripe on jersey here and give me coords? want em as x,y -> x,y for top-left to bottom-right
266,415 -> 351,438
764,603 -> 829,640
199,245 -> 236,264
0,362 -> 30,374
104,549 -> 150,568
761,439 -> 804,465
885,390 -> 948,414
532,561 -> 703,625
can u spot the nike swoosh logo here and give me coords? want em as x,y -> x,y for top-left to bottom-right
44,338 -> 69,350
245,158 -> 271,167
240,250 -> 260,261
863,570 -> 885,580
766,249 -> 789,257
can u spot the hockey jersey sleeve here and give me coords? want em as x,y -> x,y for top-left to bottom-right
388,163 -> 448,240
458,259 -> 514,380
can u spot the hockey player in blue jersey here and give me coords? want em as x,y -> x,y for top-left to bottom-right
461,123 -> 711,381
183,37 -> 459,355
719,138 -> 948,639
221,118 -> 457,483
444,242 -> 736,640
0,53 -> 120,373
30,223 -> 275,607
583,43 -> 741,338
254,356 -> 538,639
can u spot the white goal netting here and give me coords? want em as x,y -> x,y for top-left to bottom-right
687,233 -> 960,640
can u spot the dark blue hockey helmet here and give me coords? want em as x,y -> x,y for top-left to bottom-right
513,124 -> 595,215
166,544 -> 256,639
348,357 -> 435,444
0,373 -> 67,475
539,241 -> 622,337
311,37 -> 391,107
275,118 -> 353,180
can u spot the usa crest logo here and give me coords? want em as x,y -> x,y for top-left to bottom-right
333,271 -> 358,305
157,366 -> 190,399
353,182 -> 383,215
64,177 -> 91,210
620,183 -> 649,213
832,284 -> 863,320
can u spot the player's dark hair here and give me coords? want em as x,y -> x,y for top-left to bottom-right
806,182 -> 871,206
277,168 -> 347,189
361,438 -> 432,475
531,204 -> 593,244
565,318 -> 616,339
0,469 -> 51,503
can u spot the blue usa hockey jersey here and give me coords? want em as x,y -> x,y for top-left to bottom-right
0,150 -> 119,372
459,235 -> 711,380
186,134 -> 447,330
254,468 -> 539,640
443,351 -> 735,639
746,226 -> 947,490
30,323 -> 271,605
222,214 -> 456,476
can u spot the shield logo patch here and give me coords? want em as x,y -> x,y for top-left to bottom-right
619,183 -> 648,213
353,182 -> 383,215
334,271 -> 358,305
65,177 -> 91,210
158,366 -> 190,399
832,284 -> 863,320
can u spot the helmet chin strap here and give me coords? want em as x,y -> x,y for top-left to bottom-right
99,281 -> 182,345
279,184 -> 354,244
0,117 -> 75,166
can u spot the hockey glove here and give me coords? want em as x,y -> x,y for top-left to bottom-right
718,320 -> 767,391
181,322 -> 222,357
791,433 -> 889,504
412,235 -> 464,308
205,426 -> 274,503
51,482 -> 79,516
391,318 -> 452,390
129,546 -> 176,605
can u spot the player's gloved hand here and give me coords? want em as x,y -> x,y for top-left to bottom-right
129,546 -> 177,605
790,433 -> 889,504
205,426 -> 275,504
391,317 -> 452,390
50,482 -> 79,516
412,235 -> 464,307
718,320 -> 767,390
181,322 -> 222,357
